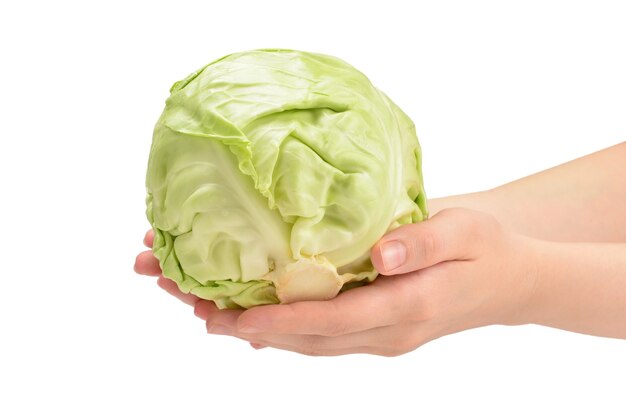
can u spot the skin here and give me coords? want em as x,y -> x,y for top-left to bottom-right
134,142 -> 626,356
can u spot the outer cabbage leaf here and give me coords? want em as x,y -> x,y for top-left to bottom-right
146,49 -> 427,308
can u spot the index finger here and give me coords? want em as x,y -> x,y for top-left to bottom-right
236,276 -> 413,337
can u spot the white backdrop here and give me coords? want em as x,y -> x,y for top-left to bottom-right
1,1 -> 624,417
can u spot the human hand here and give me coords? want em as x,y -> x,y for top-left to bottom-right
191,208 -> 538,356
133,231 -> 264,347
134,230 -> 206,307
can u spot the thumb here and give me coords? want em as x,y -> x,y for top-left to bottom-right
371,208 -> 487,275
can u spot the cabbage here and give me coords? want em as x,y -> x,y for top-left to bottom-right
146,49 -> 427,309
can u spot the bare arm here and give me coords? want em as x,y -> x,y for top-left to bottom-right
427,142 -> 626,339
429,142 -> 626,242
527,240 -> 626,338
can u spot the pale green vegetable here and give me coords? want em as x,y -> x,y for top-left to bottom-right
146,49 -> 427,309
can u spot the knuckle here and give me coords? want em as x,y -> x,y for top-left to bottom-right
380,332 -> 426,357
380,345 -> 411,357
412,228 -> 440,265
395,335 -> 422,355
369,325 -> 428,357
422,229 -> 439,256
380,349 -> 403,357
376,338 -> 407,357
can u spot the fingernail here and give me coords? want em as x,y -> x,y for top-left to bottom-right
380,240 -> 407,271
207,324 -> 231,335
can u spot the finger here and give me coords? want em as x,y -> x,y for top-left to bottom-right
249,342 -> 266,350
241,338 -> 378,357
205,308 -> 244,333
234,325 -> 412,357
134,250 -> 162,276
233,276 -> 415,336
371,208 -> 491,275
157,276 -> 200,306
143,230 -> 154,248
194,299 -> 219,320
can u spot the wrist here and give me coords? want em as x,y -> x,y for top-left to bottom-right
497,234 -> 544,327
508,237 -> 549,326
518,240 -> 590,330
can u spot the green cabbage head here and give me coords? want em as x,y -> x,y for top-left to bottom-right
146,49 -> 427,309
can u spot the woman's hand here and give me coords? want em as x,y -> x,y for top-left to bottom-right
134,209 -> 539,356
190,208 -> 539,356
134,230 -> 205,307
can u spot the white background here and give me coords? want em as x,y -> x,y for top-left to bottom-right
1,1 -> 624,416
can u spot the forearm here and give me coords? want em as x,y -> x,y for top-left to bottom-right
429,142 -> 626,242
525,240 -> 626,339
